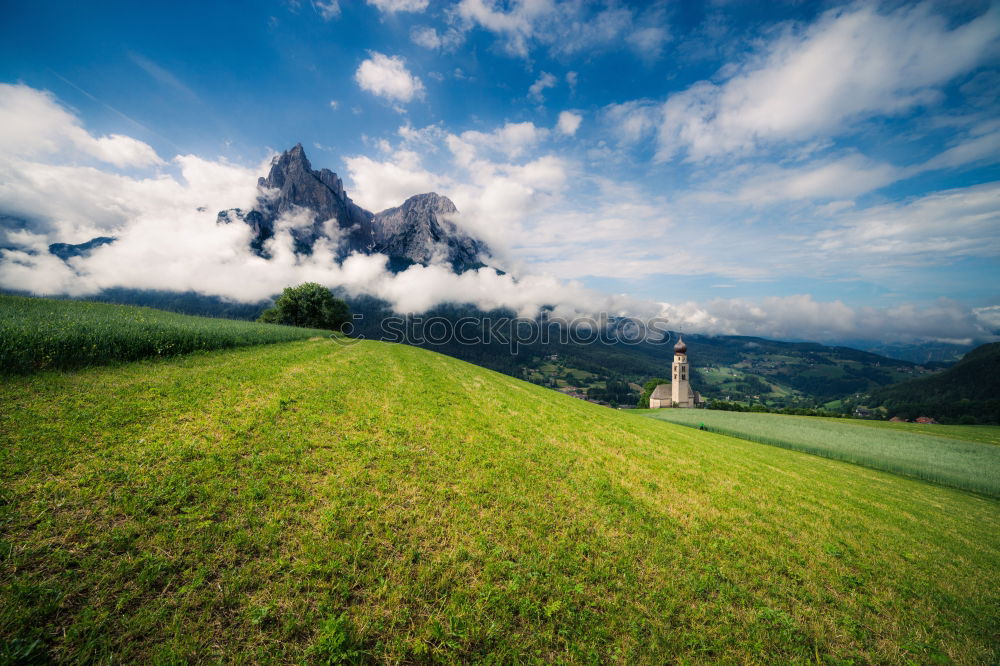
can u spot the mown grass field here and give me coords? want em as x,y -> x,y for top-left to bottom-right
2,339 -> 998,663
0,294 -> 331,373
638,408 -> 1000,497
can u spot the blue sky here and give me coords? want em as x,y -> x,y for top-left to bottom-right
1,0 -> 999,342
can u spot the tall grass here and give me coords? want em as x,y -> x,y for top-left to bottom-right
819,417 -> 1000,445
640,409 -> 1000,497
0,294 -> 332,373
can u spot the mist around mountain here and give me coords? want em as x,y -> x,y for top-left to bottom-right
40,144 -> 490,276
213,144 -> 490,273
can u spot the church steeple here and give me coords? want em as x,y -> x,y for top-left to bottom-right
671,335 -> 694,407
673,335 -> 687,355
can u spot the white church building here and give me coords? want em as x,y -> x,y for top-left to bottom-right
649,336 -> 702,409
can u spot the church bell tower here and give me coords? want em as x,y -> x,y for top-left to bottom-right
671,336 -> 692,408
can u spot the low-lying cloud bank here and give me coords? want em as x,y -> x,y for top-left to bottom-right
659,297 -> 999,346
0,83 -> 996,345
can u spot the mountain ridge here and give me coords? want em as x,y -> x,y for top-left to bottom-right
216,144 -> 489,272
867,341 -> 1000,423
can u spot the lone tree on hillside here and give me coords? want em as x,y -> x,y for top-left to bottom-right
259,283 -> 350,331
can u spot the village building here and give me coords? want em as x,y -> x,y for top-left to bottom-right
650,336 -> 702,408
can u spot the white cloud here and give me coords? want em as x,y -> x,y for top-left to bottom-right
732,154 -> 903,204
411,26 -> 443,49
345,150 -> 443,213
556,111 -> 582,136
528,72 -> 556,103
602,100 -> 659,144
411,25 -> 464,51
627,26 -> 669,60
454,0 -> 670,60
367,0 -> 428,14
0,83 -> 163,168
811,181 -> 1000,260
452,121 -> 548,160
659,295 -> 999,344
921,119 -> 1000,172
656,3 -> 1000,161
354,52 -> 425,104
313,0 -> 340,20
328,100 -> 339,110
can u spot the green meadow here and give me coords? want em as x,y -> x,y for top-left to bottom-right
638,408 -> 1000,498
819,416 -> 1000,445
0,294 -> 331,373
2,338 -> 998,663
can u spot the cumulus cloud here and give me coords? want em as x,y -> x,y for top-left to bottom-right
655,3 -> 1000,162
344,150 -> 443,212
528,71 -> 557,102
355,52 -> 425,104
450,121 -> 547,161
0,83 -> 163,168
556,111 -> 582,136
367,0 -> 428,14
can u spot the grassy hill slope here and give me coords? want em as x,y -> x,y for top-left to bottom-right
1,339 -> 998,663
0,294 -> 333,373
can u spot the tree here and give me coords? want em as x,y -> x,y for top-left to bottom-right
258,283 -> 350,331
637,377 -> 670,408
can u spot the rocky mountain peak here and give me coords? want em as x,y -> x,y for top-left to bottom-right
258,144 -> 352,214
218,145 -> 489,272
219,145 -> 371,256
373,192 -> 487,272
